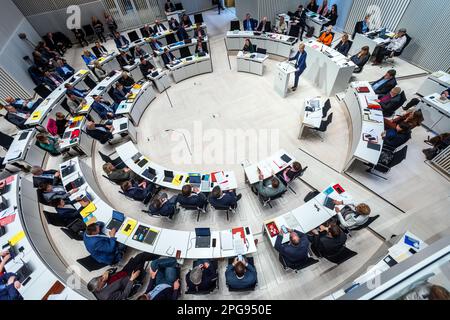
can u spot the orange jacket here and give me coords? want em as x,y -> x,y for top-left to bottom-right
318,32 -> 333,46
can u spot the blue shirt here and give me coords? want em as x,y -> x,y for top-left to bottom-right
372,78 -> 389,91
362,21 -> 369,33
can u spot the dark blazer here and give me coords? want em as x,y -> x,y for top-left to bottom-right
86,124 -> 113,144
256,21 -> 271,32
42,74 -> 64,90
353,20 -> 370,38
83,230 -> 120,265
383,128 -> 411,149
186,264 -> 216,292
325,11 -> 338,26
56,64 -> 75,80
145,277 -> 179,300
181,16 -> 192,28
140,62 -> 155,77
350,53 -> 370,68
311,231 -> 347,257
43,35 -> 59,51
165,1 -> 175,12
96,276 -> 134,300
162,51 -> 176,66
150,40 -> 163,51
92,45 -> 108,57
334,41 -> 351,56
371,77 -> 397,95
33,169 -> 60,187
5,112 -> 27,129
56,207 -> 80,221
274,230 -> 310,267
225,263 -> 257,289
114,35 -> 130,49
149,198 -> 177,217
243,18 -> 258,31
176,27 -> 189,41
113,87 -> 130,102
91,101 -> 114,119
153,23 -> 167,34
125,182 -> 153,202
169,20 -> 180,31
306,3 -> 319,12
117,54 -> 133,67
289,51 -> 308,73
0,273 -> 23,300
177,192 -> 207,208
141,27 -> 154,38
119,76 -> 135,88
208,191 -> 237,208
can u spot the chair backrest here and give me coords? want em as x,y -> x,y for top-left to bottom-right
318,113 -> 333,132
107,87 -> 119,103
127,31 -> 140,42
230,20 -> 241,31
36,189 -> 50,205
43,210 -> 69,227
83,24 -> 95,36
281,256 -> 319,271
325,246 -> 358,264
0,132 -> 14,150
180,203 -> 201,211
390,145 -> 408,168
77,255 -> 107,271
179,46 -> 192,58
34,84 -> 52,99
84,76 -> 97,90
304,190 -> 320,203
60,98 -> 73,116
98,150 -> 112,163
288,24 -> 300,37
322,99 -> 331,118
397,34 -> 412,56
347,40 -> 354,52
256,48 -> 267,54
252,44 -> 257,52
352,215 -> 380,231
194,13 -> 204,24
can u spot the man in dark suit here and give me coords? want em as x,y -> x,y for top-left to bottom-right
149,38 -> 164,52
379,87 -> 404,116
208,186 -> 241,209
138,258 -> 180,300
168,17 -> 180,31
274,229 -> 310,268
177,184 -> 208,209
139,57 -> 156,78
353,14 -> 371,39
165,0 -> 176,12
113,32 -> 130,49
43,32 -> 66,56
117,51 -> 134,68
185,260 -> 217,293
225,257 -> 257,290
42,71 -> 64,90
141,24 -> 154,38
161,48 -> 177,66
31,167 -> 61,187
112,83 -> 130,102
243,13 -> 258,31
256,17 -> 271,32
85,121 -> 114,144
383,123 -> 412,149
121,180 -> 156,204
153,20 -> 167,34
50,198 -> 80,223
1,105 -> 29,129
92,41 -> 108,57
288,43 -> 308,91
176,25 -> 190,41
371,69 -> 397,95
91,95 -> 116,120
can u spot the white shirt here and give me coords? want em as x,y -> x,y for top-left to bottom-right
387,35 -> 407,52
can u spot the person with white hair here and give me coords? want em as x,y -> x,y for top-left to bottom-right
373,28 -> 408,65
185,260 -> 217,292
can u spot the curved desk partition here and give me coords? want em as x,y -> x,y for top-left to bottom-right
59,157 -> 256,260
343,81 -> 384,172
166,54 -> 213,83
116,141 -> 237,192
1,175 -> 88,300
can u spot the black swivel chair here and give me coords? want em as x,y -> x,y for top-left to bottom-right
82,25 -> 96,42
83,76 -> 97,90
77,256 -> 108,271
127,31 -> 140,43
288,24 -> 301,38
60,98 -> 75,116
279,255 -> 319,273
322,99 -> 331,119
394,34 -> 412,58
323,246 -> 358,264
368,145 -> 408,180
230,20 -> 241,31
179,203 -> 207,222
278,166 -> 308,194
304,190 -> 320,203
98,151 -> 126,169
194,13 -> 204,25
258,189 -> 287,208
226,257 -> 257,292
179,46 -> 192,59
209,201 -> 236,221
0,132 -> 14,151
34,84 -> 52,99
256,48 -> 267,55
185,260 -> 219,295
252,44 -> 257,52
383,91 -> 407,117
309,113 -> 333,141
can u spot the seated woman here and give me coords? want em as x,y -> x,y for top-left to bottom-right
334,33 -> 351,56
36,133 -> 61,155
242,38 -> 254,53
323,4 -> 338,29
310,223 -> 347,258
55,112 -> 69,137
350,46 -> 370,73
274,15 -> 287,34
81,49 -> 97,66
384,110 -> 424,131
278,161 -> 303,184
317,26 -> 334,46
148,193 -> 178,219
382,122 -> 412,149
333,201 -> 371,230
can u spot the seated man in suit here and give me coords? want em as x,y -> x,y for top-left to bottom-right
333,200 -> 371,230
87,252 -> 159,300
4,96 -> 41,113
149,38 -> 163,52
257,17 -> 271,32
153,19 -> 167,34
371,69 -> 397,95
310,223 -> 347,258
84,222 -> 126,265
242,13 -> 257,31
181,14 -> 192,28
138,258 -> 180,300
253,172 -> 287,199
382,122 -> 412,149
176,25 -> 190,41
85,120 -> 114,144
193,23 -> 206,38
91,95 -> 117,120
378,87 -> 403,116
42,71 -> 64,90
186,260 -> 217,293
31,166 -> 61,187
39,182 -> 77,204
0,272 -> 22,300
113,32 -> 130,50
373,28 -> 408,65
55,59 -> 75,80
168,17 -> 180,31
134,45 -> 148,59
0,105 -> 29,129
50,198 -> 80,223
177,184 -> 208,209
148,193 -> 178,219
275,228 -> 310,268
139,57 -> 156,78
112,83 -> 130,102
117,51 -> 134,68
118,72 -> 135,89
225,256 -> 257,290
161,48 -> 177,66
208,186 -> 241,209
353,14 -> 371,38
66,92 -> 83,113
121,180 -> 156,204
92,41 -> 108,57
141,24 -> 155,38
64,83 -> 88,98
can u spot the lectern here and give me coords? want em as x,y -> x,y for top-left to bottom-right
274,62 -> 297,98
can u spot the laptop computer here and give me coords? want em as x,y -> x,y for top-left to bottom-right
132,152 -> 142,163
61,165 -> 76,178
143,229 -> 158,245
195,228 -> 211,248
16,264 -> 33,284
119,123 -> 127,131
65,177 -> 85,192
163,170 -> 174,183
18,131 -> 29,141
367,142 -> 381,151
142,167 -> 156,180
323,196 -> 335,210
106,210 -> 125,230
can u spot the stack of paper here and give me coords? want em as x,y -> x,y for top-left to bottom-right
220,230 -> 233,250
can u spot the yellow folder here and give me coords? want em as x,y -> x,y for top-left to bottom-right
121,218 -> 137,236
172,175 -> 183,186
79,69 -> 89,75
31,111 -> 41,121
9,230 -> 25,246
80,202 -> 97,218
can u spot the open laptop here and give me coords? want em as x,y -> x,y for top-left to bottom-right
65,177 -> 85,192
16,263 -> 33,284
61,165 -> 76,178
142,167 -> 156,180
163,170 -> 174,183
323,196 -> 335,210
106,210 -> 125,231
18,131 -> 29,141
195,228 -> 211,248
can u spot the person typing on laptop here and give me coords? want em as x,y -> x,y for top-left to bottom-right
39,182 -> 78,205
274,228 -> 310,268
103,163 -> 140,184
83,222 -> 126,265
31,166 -> 61,187
50,198 -> 80,224
333,200 -> 371,230
176,184 -> 208,209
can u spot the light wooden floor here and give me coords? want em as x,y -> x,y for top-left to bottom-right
9,8 -> 450,300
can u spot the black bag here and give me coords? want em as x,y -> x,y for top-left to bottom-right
379,150 -> 394,166
422,148 -> 439,161
306,26 -> 315,38
304,190 -> 320,203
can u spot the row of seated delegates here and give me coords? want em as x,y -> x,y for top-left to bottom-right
43,32 -> 73,56
372,28 -> 408,66
0,250 -> 23,300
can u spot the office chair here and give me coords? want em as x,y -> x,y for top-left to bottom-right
0,132 -> 14,151
209,202 -> 236,221
141,209 -> 175,221
82,25 -> 96,42
226,257 -> 257,291
107,87 -> 120,104
60,98 -> 75,116
341,215 -> 380,239
98,151 -> 126,169
166,33 -> 177,45
403,98 -> 420,111
288,24 -> 300,38
194,13 -> 204,25
175,3 -> 184,10
179,203 -> 207,222
323,246 -> 358,265
127,31 -> 140,43
34,84 -> 52,99
281,166 -> 308,194
303,190 -> 320,203
383,91 -> 407,117
61,218 -> 85,241
322,99 -> 331,118
368,145 -> 408,180
230,20 -> 241,31
179,46 -> 192,59
279,255 -> 319,273
83,76 -> 97,90
43,210 -> 73,227
256,48 -> 267,55
77,255 -> 108,272
185,260 -> 219,294
258,189 -> 287,208
309,113 -> 333,141
252,44 -> 257,52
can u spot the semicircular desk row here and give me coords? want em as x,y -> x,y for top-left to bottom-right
0,175 -> 86,300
